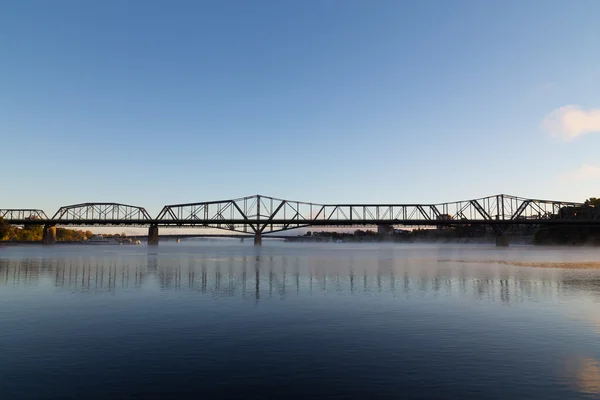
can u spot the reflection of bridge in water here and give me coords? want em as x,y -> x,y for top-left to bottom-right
2,255 -> 599,306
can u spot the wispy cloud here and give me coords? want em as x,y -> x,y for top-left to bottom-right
528,82 -> 554,96
542,105 -> 600,140
559,164 -> 600,181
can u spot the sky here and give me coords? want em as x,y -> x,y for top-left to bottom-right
2,0 -> 600,218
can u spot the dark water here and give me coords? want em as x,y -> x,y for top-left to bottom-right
2,242 -> 600,399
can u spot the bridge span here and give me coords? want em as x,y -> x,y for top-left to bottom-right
2,194 -> 598,246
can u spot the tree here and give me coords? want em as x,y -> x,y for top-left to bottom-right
535,196 -> 600,245
0,218 -> 11,240
585,198 -> 600,207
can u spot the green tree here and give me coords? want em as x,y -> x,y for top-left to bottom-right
0,217 -> 11,240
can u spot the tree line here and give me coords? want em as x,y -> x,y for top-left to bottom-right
0,218 -> 93,241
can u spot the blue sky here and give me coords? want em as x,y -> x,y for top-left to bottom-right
2,0 -> 600,217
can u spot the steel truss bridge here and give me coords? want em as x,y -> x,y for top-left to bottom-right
2,194 -> 599,245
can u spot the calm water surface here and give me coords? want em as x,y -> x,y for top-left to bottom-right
2,242 -> 600,399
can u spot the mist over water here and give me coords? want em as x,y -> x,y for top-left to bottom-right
2,242 -> 600,399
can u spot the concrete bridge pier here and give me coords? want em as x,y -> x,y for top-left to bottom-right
148,224 -> 159,246
495,235 -> 510,247
42,224 -> 56,245
377,224 -> 393,239
254,231 -> 262,246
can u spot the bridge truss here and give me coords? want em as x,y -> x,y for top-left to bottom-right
0,209 -> 48,220
2,195 -> 598,234
51,203 -> 152,224
157,195 -> 318,234
154,194 -> 593,234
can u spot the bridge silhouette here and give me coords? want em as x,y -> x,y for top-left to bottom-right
2,194 -> 598,246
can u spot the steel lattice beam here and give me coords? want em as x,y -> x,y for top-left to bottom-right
0,209 -> 48,220
152,194 -> 593,233
1,195 -> 598,231
52,203 -> 152,221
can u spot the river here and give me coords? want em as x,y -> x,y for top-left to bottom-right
1,242 -> 600,399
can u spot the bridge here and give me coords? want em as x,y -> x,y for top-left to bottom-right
2,194 -> 598,246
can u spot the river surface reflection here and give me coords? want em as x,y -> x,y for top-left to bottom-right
1,242 -> 600,399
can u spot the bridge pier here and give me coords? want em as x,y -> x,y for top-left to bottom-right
254,231 -> 262,246
148,224 -> 159,246
377,224 -> 393,237
42,224 -> 56,245
495,235 -> 510,247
